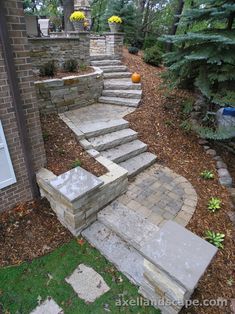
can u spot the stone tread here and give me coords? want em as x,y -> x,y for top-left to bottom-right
100,139 -> 147,163
82,221 -> 144,286
98,96 -> 140,107
119,152 -> 157,177
99,65 -> 128,73
104,79 -> 141,90
90,54 -> 120,61
102,89 -> 142,99
88,128 -> 138,151
98,201 -> 160,251
91,60 -> 122,66
79,119 -> 129,138
104,72 -> 132,79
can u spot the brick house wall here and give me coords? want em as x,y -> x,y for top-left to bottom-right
0,0 -> 46,212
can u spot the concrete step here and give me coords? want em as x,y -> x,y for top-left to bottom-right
88,128 -> 138,151
99,65 -> 128,73
80,119 -> 129,138
90,54 -> 120,61
102,89 -> 142,99
82,221 -> 144,286
104,79 -> 141,90
104,72 -> 132,79
98,96 -> 140,107
91,60 -> 122,66
98,201 -> 160,252
119,152 -> 157,178
101,139 -> 147,163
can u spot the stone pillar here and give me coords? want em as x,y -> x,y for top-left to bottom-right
104,33 -> 124,59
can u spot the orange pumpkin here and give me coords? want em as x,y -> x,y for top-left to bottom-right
132,72 -> 141,83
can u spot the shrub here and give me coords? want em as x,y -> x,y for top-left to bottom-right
63,59 -> 78,73
128,47 -> 139,55
39,60 -> 56,77
143,45 -> 162,66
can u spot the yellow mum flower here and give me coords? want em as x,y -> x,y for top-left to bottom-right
70,11 -> 86,22
108,16 -> 123,24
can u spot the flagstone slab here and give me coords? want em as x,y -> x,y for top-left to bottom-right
31,298 -> 63,314
65,264 -> 110,303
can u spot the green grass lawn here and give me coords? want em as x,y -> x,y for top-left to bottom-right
0,239 -> 160,314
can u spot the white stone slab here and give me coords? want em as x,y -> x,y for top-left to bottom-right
31,298 -> 63,314
49,167 -> 103,202
65,264 -> 110,303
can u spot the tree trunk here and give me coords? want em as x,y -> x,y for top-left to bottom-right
166,0 -> 185,51
63,0 -> 74,32
227,12 -> 235,31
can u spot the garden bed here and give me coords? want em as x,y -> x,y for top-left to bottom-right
40,113 -> 107,177
123,48 -> 234,314
0,198 -> 72,267
35,66 -> 94,80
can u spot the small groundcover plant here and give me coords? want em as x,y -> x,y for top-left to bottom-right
200,170 -> 214,180
108,16 -> 123,24
205,230 -> 225,249
70,11 -> 86,22
208,197 -> 222,213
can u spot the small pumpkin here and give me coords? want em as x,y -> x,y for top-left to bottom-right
132,72 -> 141,83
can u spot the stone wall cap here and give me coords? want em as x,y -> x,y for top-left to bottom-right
142,221 -> 218,292
49,167 -> 103,203
103,32 -> 124,35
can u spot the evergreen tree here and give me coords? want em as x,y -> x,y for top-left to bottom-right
162,0 -> 235,107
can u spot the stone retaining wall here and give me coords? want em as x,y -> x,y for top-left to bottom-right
29,33 -> 90,71
34,67 -> 103,114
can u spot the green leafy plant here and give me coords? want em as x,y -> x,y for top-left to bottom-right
42,131 -> 50,142
208,197 -> 222,213
39,60 -> 57,77
71,159 -> 82,169
180,120 -> 192,132
181,99 -> 194,115
200,170 -> 214,180
143,45 -> 162,66
79,63 -> 87,72
63,59 -> 78,73
205,230 -> 225,249
128,47 -> 139,55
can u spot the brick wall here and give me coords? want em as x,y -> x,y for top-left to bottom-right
0,0 -> 46,212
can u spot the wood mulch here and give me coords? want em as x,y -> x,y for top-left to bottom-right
35,66 -> 94,80
0,199 -> 72,267
122,48 -> 234,314
40,113 -> 107,177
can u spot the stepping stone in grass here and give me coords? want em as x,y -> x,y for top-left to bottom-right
65,264 -> 110,303
31,298 -> 63,314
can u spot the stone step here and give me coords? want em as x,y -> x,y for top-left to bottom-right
99,65 -> 128,73
98,201 -> 160,252
82,221 -> 144,286
91,60 -> 122,66
90,54 -> 120,61
98,96 -> 140,107
104,79 -> 141,90
80,119 -> 129,138
101,139 -> 147,163
119,152 -> 157,178
102,89 -> 142,99
88,128 -> 138,151
104,72 -> 132,79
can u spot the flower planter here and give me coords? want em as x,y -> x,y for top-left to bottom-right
108,22 -> 121,33
73,20 -> 84,31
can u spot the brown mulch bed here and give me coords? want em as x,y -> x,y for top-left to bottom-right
0,199 -> 72,267
35,66 -> 94,80
123,48 -> 235,314
40,113 -> 107,176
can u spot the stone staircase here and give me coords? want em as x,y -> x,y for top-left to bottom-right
91,56 -> 142,107
81,118 -> 157,178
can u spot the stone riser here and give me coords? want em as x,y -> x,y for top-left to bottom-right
102,90 -> 142,99
91,60 -> 122,66
99,96 -> 140,107
104,80 -> 141,90
100,66 -> 128,73
104,72 -> 132,79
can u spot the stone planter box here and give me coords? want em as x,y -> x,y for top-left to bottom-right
34,67 -> 103,114
37,156 -> 128,236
